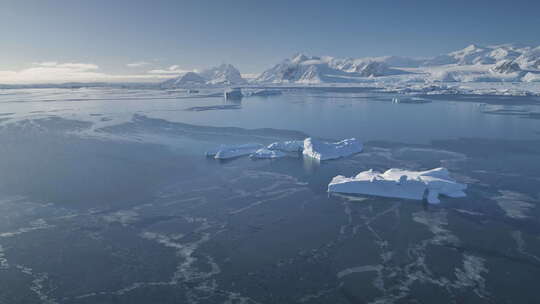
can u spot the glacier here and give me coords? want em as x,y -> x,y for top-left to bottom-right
328,167 -> 467,204
303,138 -> 363,161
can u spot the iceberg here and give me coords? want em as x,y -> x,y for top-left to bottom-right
206,143 -> 263,160
328,167 -> 466,204
303,137 -> 363,161
245,89 -> 283,97
267,140 -> 304,152
224,87 -> 243,100
250,148 -> 287,159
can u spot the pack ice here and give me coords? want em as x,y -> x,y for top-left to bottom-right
206,143 -> 263,159
303,137 -> 363,160
328,167 -> 466,204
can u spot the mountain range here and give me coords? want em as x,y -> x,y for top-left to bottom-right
161,43 -> 540,88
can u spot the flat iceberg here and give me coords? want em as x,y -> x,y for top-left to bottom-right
303,137 -> 363,161
206,143 -> 263,159
224,87 -> 243,100
267,140 -> 304,152
328,167 -> 466,204
250,148 -> 287,159
245,89 -> 283,97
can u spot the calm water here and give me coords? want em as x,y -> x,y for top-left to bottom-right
0,87 -> 539,303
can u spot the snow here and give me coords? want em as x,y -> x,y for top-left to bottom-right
303,137 -> 363,161
161,64 -> 245,88
161,72 -> 206,88
267,140 -> 304,152
250,148 -> 287,159
206,143 -> 263,159
328,167 -> 467,204
253,43 -> 540,88
199,64 -> 245,85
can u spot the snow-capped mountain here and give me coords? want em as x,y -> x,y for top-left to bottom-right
161,72 -> 207,88
160,43 -> 540,88
255,43 -> 540,84
161,64 -> 245,88
198,64 -> 245,85
255,53 -> 407,84
423,44 -> 528,66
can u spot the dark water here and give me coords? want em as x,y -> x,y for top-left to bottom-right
0,88 -> 539,303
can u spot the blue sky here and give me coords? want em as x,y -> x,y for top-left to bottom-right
1,0 -> 539,83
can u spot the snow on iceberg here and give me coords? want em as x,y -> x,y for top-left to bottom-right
250,148 -> 287,159
206,143 -> 263,159
303,137 -> 363,161
267,140 -> 304,152
328,167 -> 466,204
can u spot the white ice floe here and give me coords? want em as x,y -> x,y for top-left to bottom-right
250,148 -> 287,159
267,140 -> 304,152
328,167 -> 466,204
206,143 -> 263,159
303,137 -> 363,161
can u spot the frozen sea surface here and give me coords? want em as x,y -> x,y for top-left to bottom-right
0,87 -> 539,303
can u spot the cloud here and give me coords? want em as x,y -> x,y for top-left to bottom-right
147,65 -> 191,75
0,61 -> 176,84
126,61 -> 151,68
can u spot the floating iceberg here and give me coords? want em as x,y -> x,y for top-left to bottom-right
245,89 -> 283,97
206,143 -> 263,159
250,148 -> 287,159
224,87 -> 243,100
328,167 -> 466,204
303,137 -> 363,161
267,140 -> 304,152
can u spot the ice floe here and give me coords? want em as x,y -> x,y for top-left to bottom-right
328,167 -> 466,204
207,138 -> 363,161
206,143 -> 263,159
303,137 -> 363,161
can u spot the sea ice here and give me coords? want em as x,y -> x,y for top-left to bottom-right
267,140 -> 304,152
250,148 -> 287,159
328,167 -> 466,204
206,143 -> 263,159
303,137 -> 363,160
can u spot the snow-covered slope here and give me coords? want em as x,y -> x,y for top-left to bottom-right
161,72 -> 206,88
199,64 -> 245,85
254,43 -> 540,85
161,64 -> 245,88
255,54 -> 407,84
159,43 -> 540,89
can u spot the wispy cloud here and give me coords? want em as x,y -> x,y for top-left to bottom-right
147,65 -> 190,75
126,61 -> 151,68
0,62 -> 176,84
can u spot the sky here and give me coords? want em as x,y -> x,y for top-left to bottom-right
1,0 -> 539,84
